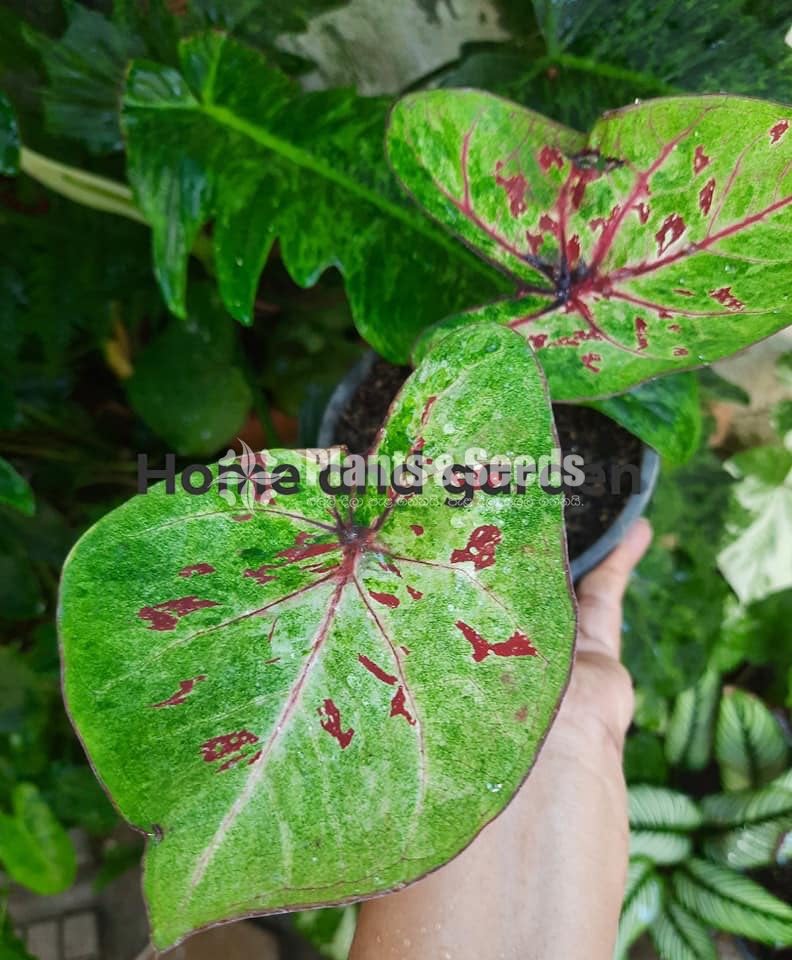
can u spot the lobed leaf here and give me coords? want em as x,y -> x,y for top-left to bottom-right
389,90 -> 792,400
58,324 -> 575,948
715,688 -> 788,792
120,32 -> 505,363
672,858 -> 792,946
717,445 -> 792,605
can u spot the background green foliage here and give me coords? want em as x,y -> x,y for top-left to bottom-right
0,1 -> 790,957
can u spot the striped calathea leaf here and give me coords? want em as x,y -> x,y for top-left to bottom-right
388,90 -> 792,400
58,325 -> 575,948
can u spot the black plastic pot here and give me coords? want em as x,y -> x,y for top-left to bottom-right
317,351 -> 660,582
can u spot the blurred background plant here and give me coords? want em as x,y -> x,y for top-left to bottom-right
0,1 -> 790,958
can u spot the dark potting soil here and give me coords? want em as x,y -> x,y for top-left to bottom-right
332,359 -> 644,561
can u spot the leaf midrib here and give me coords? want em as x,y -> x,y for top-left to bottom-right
196,100 -> 501,286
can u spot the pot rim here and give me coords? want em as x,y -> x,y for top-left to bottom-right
317,351 -> 660,583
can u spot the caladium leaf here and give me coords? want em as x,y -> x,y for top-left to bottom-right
59,324 -> 575,948
120,32 -> 505,363
389,90 -> 792,400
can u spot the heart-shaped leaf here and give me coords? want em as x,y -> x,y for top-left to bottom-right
389,90 -> 792,399
59,324 -> 575,948
121,32 -> 505,363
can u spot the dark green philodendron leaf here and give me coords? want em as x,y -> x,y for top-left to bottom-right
59,325 -> 575,948
0,457 -> 34,516
614,858 -> 664,960
587,373 -> 701,465
672,858 -> 792,946
389,90 -> 792,400
0,783 -> 77,895
715,688 -> 788,792
25,4 -> 146,154
0,91 -> 19,174
121,32 -> 504,364
650,900 -> 717,960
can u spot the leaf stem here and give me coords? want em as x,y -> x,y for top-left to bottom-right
18,147 -> 215,273
19,147 -> 146,223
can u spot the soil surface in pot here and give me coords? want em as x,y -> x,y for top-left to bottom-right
332,359 -> 644,561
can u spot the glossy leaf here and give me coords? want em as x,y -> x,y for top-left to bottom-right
614,858 -> 664,960
672,858 -> 792,946
588,373 -> 701,465
0,783 -> 77,895
389,90 -> 792,399
717,445 -> 792,604
121,32 -> 504,363
293,906 -> 357,960
0,91 -> 19,174
665,668 -> 720,771
59,324 -> 575,948
650,900 -> 717,960
715,688 -> 788,791
0,457 -> 34,516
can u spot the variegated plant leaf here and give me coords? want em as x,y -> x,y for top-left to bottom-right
701,778 -> 792,869
614,859 -> 664,960
715,688 -> 788,791
665,668 -> 720,771
58,324 -> 575,948
672,858 -> 792,946
389,90 -> 792,400
650,900 -> 717,960
120,32 -> 504,364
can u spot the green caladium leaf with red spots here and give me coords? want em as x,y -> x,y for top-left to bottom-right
58,324 -> 575,949
388,90 -> 792,400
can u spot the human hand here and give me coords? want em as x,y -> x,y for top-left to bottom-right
556,517 -> 653,754
350,519 -> 653,960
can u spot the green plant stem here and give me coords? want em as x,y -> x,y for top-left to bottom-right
19,148 -> 215,273
20,147 -> 145,223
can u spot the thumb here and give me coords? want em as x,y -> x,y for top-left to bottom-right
575,518 -> 652,658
